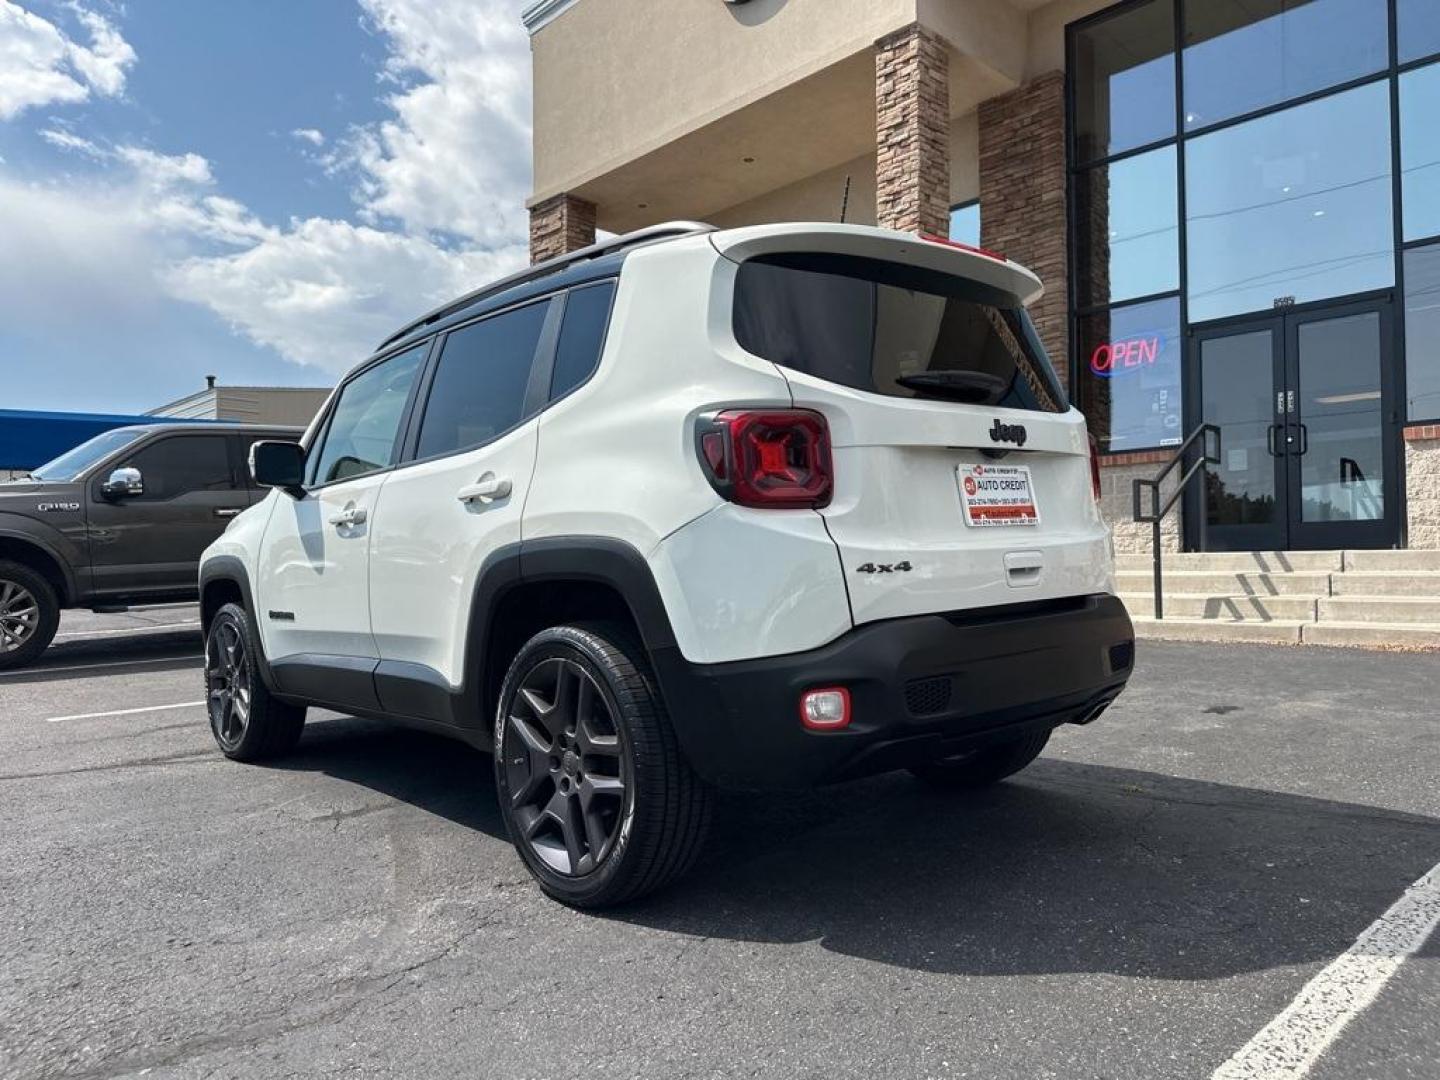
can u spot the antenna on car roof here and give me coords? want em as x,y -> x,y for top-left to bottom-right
839,175 -> 851,224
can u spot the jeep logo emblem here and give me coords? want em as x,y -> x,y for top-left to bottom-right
989,419 -> 1027,446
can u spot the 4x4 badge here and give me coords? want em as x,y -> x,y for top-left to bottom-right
855,562 -> 912,574
989,419 -> 1027,446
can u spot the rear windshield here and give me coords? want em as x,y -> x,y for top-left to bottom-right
733,253 -> 1066,413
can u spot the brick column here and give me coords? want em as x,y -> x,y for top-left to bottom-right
875,24 -> 950,237
529,193 -> 596,265
978,72 -> 1069,391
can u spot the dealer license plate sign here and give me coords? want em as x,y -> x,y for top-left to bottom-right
957,464 -> 1040,527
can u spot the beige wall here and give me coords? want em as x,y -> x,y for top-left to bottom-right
530,0 -> 916,204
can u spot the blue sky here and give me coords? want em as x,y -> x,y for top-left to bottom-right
0,0 -> 531,413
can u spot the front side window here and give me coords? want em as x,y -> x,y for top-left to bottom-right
734,254 -> 1066,413
309,343 -> 426,485
31,427 -> 146,482
120,435 -> 234,500
1076,296 -> 1184,453
416,300 -> 549,459
1185,81 -> 1393,323
1182,0 -> 1388,130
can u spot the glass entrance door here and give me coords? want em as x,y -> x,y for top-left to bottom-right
1188,298 -> 1399,551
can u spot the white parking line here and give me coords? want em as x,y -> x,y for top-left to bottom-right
44,701 -> 206,724
1212,863 -> 1440,1080
0,655 -> 203,678
54,621 -> 200,640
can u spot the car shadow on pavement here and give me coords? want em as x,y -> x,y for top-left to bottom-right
274,718 -> 1440,981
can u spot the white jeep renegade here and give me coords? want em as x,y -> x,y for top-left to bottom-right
199,222 -> 1134,907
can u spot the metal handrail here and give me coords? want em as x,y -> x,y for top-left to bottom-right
1131,423 -> 1222,620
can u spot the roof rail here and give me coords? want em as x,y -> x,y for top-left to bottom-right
376,220 -> 716,351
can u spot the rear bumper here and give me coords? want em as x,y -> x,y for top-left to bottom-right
651,593 -> 1134,789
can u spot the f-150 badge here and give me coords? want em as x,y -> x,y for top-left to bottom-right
37,502 -> 80,512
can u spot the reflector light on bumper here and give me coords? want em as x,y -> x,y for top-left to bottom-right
799,687 -> 851,730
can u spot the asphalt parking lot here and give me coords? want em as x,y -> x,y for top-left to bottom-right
1,610 -> 1437,1080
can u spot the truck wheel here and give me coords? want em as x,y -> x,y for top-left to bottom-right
0,560 -> 60,671
205,602 -> 306,761
908,729 -> 1052,789
494,622 -> 712,909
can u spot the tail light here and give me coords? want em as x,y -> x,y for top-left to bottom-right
695,409 -> 833,509
1088,433 -> 1103,503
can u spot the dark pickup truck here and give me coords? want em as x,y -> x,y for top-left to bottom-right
0,422 -> 302,669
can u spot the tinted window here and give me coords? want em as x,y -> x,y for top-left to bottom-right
1185,82 -> 1393,322
121,435 -> 235,500
31,427 -> 146,482
417,300 -> 548,458
1405,243 -> 1440,421
1072,0 -> 1176,162
1399,0 -> 1440,63
1076,296 -> 1184,453
1401,63 -> 1440,243
1182,0 -> 1387,130
734,254 -> 1065,413
310,344 -> 425,485
949,202 -> 980,247
550,283 -> 615,400
1074,145 -> 1179,308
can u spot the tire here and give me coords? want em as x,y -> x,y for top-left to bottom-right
205,602 -> 306,762
908,729 -> 1052,790
494,622 -> 712,909
0,560 -> 61,671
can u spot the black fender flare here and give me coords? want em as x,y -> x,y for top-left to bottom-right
199,556 -> 278,691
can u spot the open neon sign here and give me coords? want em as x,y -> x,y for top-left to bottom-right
1090,335 -> 1162,378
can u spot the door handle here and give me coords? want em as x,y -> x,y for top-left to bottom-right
1267,425 -> 1280,456
457,475 -> 512,505
215,508 -> 243,519
328,506 -> 367,528
1295,423 -> 1308,456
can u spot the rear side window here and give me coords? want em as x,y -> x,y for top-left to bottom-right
309,343 -> 426,485
733,253 -> 1066,413
416,300 -> 549,459
121,435 -> 235,500
550,282 -> 616,400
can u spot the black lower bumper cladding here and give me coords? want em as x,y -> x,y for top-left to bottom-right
652,593 -> 1134,789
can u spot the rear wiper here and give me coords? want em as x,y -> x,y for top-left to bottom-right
894,371 -> 1007,405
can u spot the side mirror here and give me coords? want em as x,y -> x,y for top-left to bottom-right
250,440 -> 307,499
101,466 -> 144,499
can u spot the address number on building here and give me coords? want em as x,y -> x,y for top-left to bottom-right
957,464 -> 1040,527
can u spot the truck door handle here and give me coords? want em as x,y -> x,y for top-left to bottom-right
328,506 -> 367,528
457,475 -> 512,505
214,508 -> 243,519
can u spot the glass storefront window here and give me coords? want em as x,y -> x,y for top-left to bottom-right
1071,0 -> 1175,162
949,202 -> 980,246
1185,81 -> 1393,323
1399,0 -> 1440,63
1182,0 -> 1388,130
1405,244 -> 1440,421
1401,64 -> 1440,242
1074,146 -> 1179,308
1077,296 -> 1184,452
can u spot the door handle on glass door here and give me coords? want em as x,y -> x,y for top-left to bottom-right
328,506 -> 367,527
457,475 -> 512,504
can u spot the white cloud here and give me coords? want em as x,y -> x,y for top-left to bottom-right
0,1 -> 135,120
4,0 -> 534,374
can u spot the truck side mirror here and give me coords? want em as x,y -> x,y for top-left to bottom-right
250,440 -> 307,499
101,466 -> 144,499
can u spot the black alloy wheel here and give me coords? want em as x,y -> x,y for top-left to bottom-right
502,655 -> 630,877
206,614 -> 252,753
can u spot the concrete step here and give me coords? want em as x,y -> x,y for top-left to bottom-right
1120,593 -> 1318,621
1342,549 -> 1440,572
1131,616 -> 1304,645
1318,596 -> 1440,625
1328,571 -> 1440,597
1114,569 -> 1332,596
1301,621 -> 1440,650
1114,551 -> 1343,572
